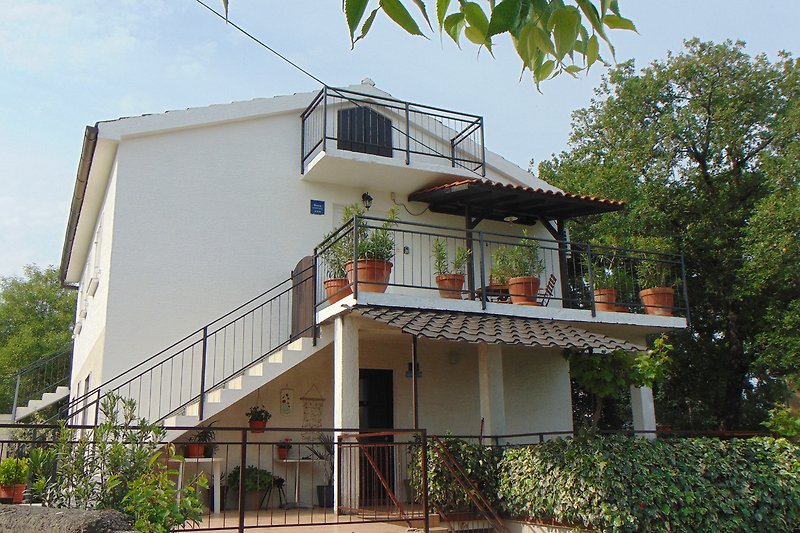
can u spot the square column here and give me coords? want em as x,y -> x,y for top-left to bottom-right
630,385 -> 657,440
333,316 -> 359,510
478,343 -> 506,437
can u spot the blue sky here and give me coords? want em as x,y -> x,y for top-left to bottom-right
1,1 -> 798,277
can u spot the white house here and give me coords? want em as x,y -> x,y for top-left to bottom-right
58,80 -> 686,517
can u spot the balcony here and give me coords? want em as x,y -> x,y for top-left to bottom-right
311,216 -> 688,332
300,87 -> 485,191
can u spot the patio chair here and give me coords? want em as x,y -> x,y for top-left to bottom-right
539,274 -> 557,306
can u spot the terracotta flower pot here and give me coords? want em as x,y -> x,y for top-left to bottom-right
507,276 -> 541,305
0,484 -> 25,504
324,278 -> 352,303
185,443 -> 205,458
640,287 -> 675,316
277,447 -> 290,460
249,420 -> 267,433
593,288 -> 618,312
435,274 -> 465,299
345,259 -> 393,293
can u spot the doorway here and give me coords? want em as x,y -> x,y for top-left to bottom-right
358,369 -> 394,506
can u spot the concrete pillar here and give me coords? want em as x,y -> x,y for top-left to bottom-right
333,316 -> 359,511
630,385 -> 657,440
478,343 -> 506,437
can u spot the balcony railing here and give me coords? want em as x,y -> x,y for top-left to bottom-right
313,216 -> 689,319
301,86 -> 485,175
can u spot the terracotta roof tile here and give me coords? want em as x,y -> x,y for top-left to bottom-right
357,306 -> 642,351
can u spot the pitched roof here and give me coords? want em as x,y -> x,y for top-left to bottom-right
409,178 -> 624,223
357,306 -> 643,351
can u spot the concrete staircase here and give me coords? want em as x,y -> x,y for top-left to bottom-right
13,386 -> 70,421
164,325 -> 333,441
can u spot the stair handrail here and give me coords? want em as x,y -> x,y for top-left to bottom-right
429,435 -> 508,533
8,346 -> 72,422
60,265 -> 315,424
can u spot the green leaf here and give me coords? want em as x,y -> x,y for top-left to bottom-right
487,0 -> 521,37
443,12 -> 466,44
550,6 -> 580,61
530,24 -> 555,56
221,0 -> 229,19
354,8 -> 380,44
409,0 -> 434,30
345,0 -> 370,43
586,33 -> 599,67
604,14 -> 636,31
464,25 -> 486,45
535,58 -> 556,81
380,0 -> 425,35
437,0 -> 451,29
461,2 -> 490,37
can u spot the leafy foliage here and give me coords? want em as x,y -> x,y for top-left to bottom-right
432,239 -> 471,275
226,465 -> 273,492
246,404 -> 272,422
42,393 -> 206,531
499,436 -> 800,531
568,336 -> 672,431
339,0 -> 636,87
491,231 -> 545,281
0,457 -> 29,485
539,40 -> 800,429
0,265 -> 75,410
408,437 -> 500,512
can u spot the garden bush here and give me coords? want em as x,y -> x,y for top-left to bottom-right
499,435 -> 800,532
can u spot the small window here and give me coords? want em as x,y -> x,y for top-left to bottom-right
337,107 -> 393,158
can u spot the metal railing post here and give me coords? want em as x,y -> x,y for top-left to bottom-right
322,86 -> 328,152
312,249 -> 319,346
405,102 -> 411,165
680,253 -> 691,325
478,231 -> 487,310
238,429 -> 248,533
300,110 -> 307,174
421,429 -> 429,533
352,216 -> 360,300
586,243 -> 596,317
479,117 -> 486,176
198,326 -> 208,420
11,373 -> 21,422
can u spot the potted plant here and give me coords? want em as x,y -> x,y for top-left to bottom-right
226,465 -> 273,510
342,204 -> 399,293
432,239 -> 471,299
491,231 -> 545,305
0,457 -> 29,504
635,238 -> 677,316
587,255 -> 622,312
306,433 -> 334,508
246,405 -> 272,433
276,438 -> 292,460
186,422 -> 216,458
320,227 -> 352,303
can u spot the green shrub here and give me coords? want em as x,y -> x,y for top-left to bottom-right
227,465 -> 272,492
0,457 -> 28,485
498,436 -> 800,532
409,437 -> 501,512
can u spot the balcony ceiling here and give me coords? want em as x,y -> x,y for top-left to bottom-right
408,178 -> 625,224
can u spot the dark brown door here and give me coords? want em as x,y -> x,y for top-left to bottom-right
291,256 -> 314,340
359,369 -> 395,507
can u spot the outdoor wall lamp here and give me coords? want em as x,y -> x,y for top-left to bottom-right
362,192 -> 373,210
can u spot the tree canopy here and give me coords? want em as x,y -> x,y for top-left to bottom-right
222,0 -> 636,87
540,39 -> 800,430
0,265 -> 75,409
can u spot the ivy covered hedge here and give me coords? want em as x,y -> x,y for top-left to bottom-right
414,436 -> 800,532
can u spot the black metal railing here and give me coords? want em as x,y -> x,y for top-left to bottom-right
0,347 -> 71,421
314,216 -> 689,319
301,86 -> 485,175
63,265 -> 316,426
0,424 -> 428,532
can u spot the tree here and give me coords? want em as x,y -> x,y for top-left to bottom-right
223,0 -> 636,87
539,40 -> 800,430
0,265 -> 76,409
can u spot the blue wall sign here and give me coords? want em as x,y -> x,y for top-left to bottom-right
310,199 -> 325,215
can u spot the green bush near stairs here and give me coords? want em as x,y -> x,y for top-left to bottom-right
412,435 -> 800,531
